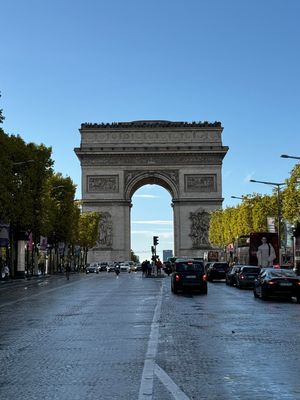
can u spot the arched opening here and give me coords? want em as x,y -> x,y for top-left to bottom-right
131,184 -> 174,263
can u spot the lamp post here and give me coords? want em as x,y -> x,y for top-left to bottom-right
249,179 -> 285,259
231,196 -> 243,200
280,154 -> 300,160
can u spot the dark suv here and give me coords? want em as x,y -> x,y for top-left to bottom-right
206,262 -> 229,282
171,259 -> 207,294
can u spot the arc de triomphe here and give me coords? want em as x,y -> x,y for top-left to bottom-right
74,120 -> 228,263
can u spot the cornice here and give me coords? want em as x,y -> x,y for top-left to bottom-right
80,120 -> 222,130
77,153 -> 226,166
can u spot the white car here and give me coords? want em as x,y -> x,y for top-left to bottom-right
119,263 -> 131,272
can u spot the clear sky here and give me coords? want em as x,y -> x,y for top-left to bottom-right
1,0 -> 300,262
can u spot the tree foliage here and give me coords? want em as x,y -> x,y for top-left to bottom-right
209,192 -> 281,247
282,164 -> 300,224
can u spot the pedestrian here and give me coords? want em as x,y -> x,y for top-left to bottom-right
65,263 -> 71,280
156,259 -> 162,276
147,260 -> 152,277
141,260 -> 147,277
257,237 -> 276,268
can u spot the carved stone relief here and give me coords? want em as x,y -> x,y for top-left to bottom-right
97,212 -> 113,248
87,175 -> 119,193
185,174 -> 216,192
124,169 -> 179,187
189,209 -> 210,248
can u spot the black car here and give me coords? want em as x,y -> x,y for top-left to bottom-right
206,262 -> 229,282
235,266 -> 260,289
253,268 -> 300,302
225,265 -> 241,286
171,259 -> 207,294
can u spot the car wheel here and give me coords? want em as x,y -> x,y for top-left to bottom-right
260,288 -> 268,300
296,296 -> 300,304
202,287 -> 208,295
173,285 -> 178,294
253,289 -> 258,298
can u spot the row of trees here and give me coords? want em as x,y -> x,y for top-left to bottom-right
0,98 -> 100,276
209,165 -> 300,247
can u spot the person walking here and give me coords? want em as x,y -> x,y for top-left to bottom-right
65,263 -> 71,280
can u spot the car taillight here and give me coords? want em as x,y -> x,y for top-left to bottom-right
297,282 -> 300,286
203,274 -> 207,281
267,280 -> 277,285
175,274 -> 180,282
240,274 -> 245,280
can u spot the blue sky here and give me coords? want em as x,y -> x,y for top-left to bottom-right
1,0 -> 300,261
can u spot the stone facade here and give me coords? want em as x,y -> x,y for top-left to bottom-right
74,120 -> 228,263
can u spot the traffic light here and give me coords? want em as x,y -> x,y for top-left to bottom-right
153,236 -> 159,246
151,246 -> 155,254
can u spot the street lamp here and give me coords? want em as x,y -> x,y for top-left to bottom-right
231,196 -> 243,200
280,154 -> 300,160
249,179 -> 285,255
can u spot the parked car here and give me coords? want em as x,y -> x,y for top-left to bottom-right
171,259 -> 207,294
225,265 -> 241,286
86,264 -> 100,274
235,266 -> 260,289
206,262 -> 229,282
253,268 -> 300,302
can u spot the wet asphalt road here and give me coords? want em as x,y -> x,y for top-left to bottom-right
0,272 -> 300,400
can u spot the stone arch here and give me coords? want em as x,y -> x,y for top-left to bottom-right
124,170 -> 179,201
75,120 -> 228,262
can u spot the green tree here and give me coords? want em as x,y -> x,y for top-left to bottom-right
130,249 -> 139,263
282,164 -> 300,224
0,92 -> 5,124
77,212 -> 101,267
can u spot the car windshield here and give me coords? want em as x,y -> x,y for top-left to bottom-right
268,270 -> 297,278
176,262 -> 204,272
213,264 -> 228,269
242,268 -> 260,273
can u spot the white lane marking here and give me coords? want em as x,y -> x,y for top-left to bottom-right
138,282 -> 163,399
154,363 -> 191,400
